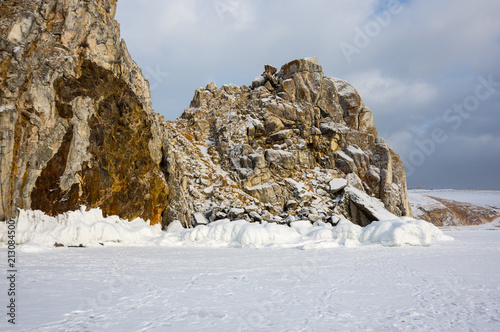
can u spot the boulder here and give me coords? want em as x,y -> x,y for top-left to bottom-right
285,200 -> 299,211
345,145 -> 369,171
193,213 -> 208,226
265,149 -> 295,170
334,151 -> 357,174
266,129 -> 298,144
249,154 -> 267,169
337,186 -> 398,227
215,211 -> 228,220
228,208 -> 245,220
249,211 -> 263,222
366,166 -> 381,188
265,64 -> 278,75
264,115 -> 285,134
328,178 -> 348,193
252,76 -> 266,89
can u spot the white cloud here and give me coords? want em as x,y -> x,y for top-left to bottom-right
159,1 -> 199,31
212,0 -> 257,30
348,71 -> 437,110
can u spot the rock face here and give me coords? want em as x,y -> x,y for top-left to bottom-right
1,1 -> 412,228
0,0 -> 169,224
172,57 -> 412,227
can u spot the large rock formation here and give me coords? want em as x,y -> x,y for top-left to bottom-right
1,1 -> 412,229
168,57 -> 412,227
0,0 -> 169,224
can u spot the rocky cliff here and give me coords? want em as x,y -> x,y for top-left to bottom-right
0,0 -> 169,224
1,1 -> 412,228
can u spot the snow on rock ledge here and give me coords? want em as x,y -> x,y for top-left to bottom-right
0,208 -> 452,251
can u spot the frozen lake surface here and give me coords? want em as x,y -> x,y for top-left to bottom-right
1,228 -> 499,331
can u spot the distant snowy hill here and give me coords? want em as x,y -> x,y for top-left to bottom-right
410,190 -> 500,209
408,190 -> 500,226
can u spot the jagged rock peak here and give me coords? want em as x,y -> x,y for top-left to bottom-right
171,57 -> 412,227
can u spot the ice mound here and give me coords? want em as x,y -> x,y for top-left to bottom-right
1,207 -> 163,248
0,207 -> 453,250
360,217 -> 452,246
180,220 -> 302,246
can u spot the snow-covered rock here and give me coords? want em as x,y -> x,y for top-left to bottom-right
193,213 -> 208,226
345,186 -> 398,221
328,178 -> 348,193
228,208 -> 245,221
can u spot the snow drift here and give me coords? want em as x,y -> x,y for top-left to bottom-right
0,207 -> 452,251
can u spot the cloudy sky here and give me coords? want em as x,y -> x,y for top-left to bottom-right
115,0 -> 500,190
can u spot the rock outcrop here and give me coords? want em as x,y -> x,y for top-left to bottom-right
0,0 -> 169,224
169,57 -> 412,227
1,1 -> 412,229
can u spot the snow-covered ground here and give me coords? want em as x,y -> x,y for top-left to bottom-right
409,189 -> 500,209
1,193 -> 499,331
1,228 -> 499,331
